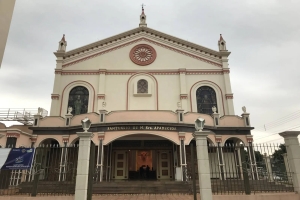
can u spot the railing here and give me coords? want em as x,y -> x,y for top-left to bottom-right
0,145 -> 78,196
205,143 -> 293,194
0,108 -> 48,125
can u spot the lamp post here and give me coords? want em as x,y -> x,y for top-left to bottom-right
193,118 -> 213,200
74,117 -> 93,200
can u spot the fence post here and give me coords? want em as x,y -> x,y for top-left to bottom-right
74,132 -> 93,200
193,130 -> 213,200
240,145 -> 251,195
31,147 -> 42,197
279,131 -> 300,193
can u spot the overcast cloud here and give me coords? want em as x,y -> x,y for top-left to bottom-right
1,0 -> 300,143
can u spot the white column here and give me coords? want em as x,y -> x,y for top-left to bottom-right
193,131 -> 212,200
178,132 -> 186,181
97,132 -> 105,182
264,154 -> 274,182
279,131 -> 300,193
74,132 -> 93,200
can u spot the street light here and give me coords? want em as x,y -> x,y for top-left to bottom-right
195,118 -> 205,131
81,117 -> 91,132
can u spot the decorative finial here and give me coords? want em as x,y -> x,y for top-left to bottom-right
61,34 -> 66,42
57,34 -> 67,52
242,106 -> 246,113
218,34 -> 227,51
212,106 -> 217,114
139,4 -> 147,27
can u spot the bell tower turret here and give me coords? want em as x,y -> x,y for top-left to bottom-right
218,34 -> 227,51
57,34 -> 67,52
139,5 -> 147,27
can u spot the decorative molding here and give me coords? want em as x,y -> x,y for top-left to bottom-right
51,94 -> 60,100
246,135 -> 253,143
55,69 -> 227,76
30,135 -> 38,143
62,38 -> 222,68
6,133 -> 20,138
97,94 -> 105,100
215,135 -> 222,143
225,94 -> 234,99
223,69 -> 230,74
62,135 -> 70,143
180,94 -> 188,100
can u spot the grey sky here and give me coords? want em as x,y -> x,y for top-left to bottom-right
1,0 -> 300,143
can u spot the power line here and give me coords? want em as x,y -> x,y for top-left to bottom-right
254,110 -> 300,131
254,124 -> 300,141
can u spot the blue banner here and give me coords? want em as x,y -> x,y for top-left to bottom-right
1,148 -> 35,170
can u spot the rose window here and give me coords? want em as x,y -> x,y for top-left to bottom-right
130,44 -> 156,66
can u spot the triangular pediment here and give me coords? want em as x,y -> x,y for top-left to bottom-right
59,27 -> 230,69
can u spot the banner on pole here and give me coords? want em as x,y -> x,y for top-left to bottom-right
1,148 -> 35,170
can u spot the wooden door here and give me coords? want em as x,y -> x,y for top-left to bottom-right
113,151 -> 128,180
157,151 -> 171,180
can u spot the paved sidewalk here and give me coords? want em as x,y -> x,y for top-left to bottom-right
92,194 -> 198,200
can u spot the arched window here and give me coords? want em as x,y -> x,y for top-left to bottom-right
196,86 -> 217,115
67,86 -> 89,115
137,79 -> 148,93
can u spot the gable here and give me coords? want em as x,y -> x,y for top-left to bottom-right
59,29 -> 225,72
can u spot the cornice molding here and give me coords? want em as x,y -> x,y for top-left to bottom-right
62,37 -> 222,68
54,69 -> 228,76
63,27 -> 225,59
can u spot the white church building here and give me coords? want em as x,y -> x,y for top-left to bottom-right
0,8 -> 254,182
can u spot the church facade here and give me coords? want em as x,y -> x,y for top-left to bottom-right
0,8 -> 254,182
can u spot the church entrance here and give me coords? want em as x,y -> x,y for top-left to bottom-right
108,135 -> 175,181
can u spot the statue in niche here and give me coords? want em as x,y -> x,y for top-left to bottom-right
74,95 -> 82,115
67,86 -> 89,115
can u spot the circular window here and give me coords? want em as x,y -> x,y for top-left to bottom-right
129,44 -> 156,66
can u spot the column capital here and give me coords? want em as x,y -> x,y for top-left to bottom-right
215,135 -> 222,143
279,131 -> 300,139
178,132 -> 185,140
97,132 -> 105,140
193,130 -> 210,138
62,135 -> 70,143
77,132 -> 94,138
246,135 -> 253,143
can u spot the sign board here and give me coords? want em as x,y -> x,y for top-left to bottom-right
1,148 -> 35,170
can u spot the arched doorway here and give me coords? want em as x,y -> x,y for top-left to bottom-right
104,134 -> 177,181
36,139 -> 60,181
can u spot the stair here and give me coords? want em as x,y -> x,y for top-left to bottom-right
93,181 -> 191,194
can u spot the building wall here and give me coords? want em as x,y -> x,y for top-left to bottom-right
50,38 -> 233,117
0,0 -> 16,67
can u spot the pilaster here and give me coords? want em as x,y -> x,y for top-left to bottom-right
97,69 -> 106,111
179,68 -> 188,111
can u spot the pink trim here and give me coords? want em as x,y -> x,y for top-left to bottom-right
189,80 -> 225,115
97,94 -> 105,100
126,73 -> 159,110
59,80 -> 96,116
180,94 -> 188,100
51,94 -> 60,100
62,38 -> 222,68
6,133 -> 20,138
225,94 -> 233,99
55,69 -> 226,75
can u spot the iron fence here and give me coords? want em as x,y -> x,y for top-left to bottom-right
0,145 -> 79,196
206,143 -> 294,194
